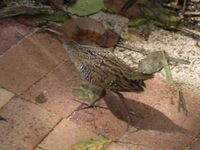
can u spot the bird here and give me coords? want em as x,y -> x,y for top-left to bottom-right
43,21 -> 153,126
58,30 -> 153,127
63,43 -> 152,93
63,42 -> 153,111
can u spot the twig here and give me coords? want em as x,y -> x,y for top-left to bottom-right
116,43 -> 148,55
179,27 -> 200,40
168,57 -> 190,65
0,5 -> 54,18
71,98 -> 108,109
184,12 -> 200,17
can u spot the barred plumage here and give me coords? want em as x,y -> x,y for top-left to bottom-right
63,43 -> 153,92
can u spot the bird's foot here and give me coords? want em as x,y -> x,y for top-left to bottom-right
75,103 -> 108,112
71,88 -> 107,113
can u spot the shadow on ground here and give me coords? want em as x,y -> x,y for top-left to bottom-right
103,90 -> 188,133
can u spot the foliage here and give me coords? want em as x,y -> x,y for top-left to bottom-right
68,0 -> 104,16
71,139 -> 111,150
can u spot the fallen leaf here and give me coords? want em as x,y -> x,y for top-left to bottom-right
178,90 -> 188,115
138,51 -> 174,85
72,83 -> 102,105
161,51 -> 174,85
71,139 -> 111,150
104,0 -> 146,19
62,17 -> 119,47
63,17 -> 104,44
51,0 -> 64,8
138,51 -> 167,74
68,0 -> 104,16
140,2 -> 184,29
127,18 -> 147,27
121,28 -> 143,42
36,13 -> 69,22
96,29 -> 120,47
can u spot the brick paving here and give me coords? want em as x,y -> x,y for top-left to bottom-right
38,119 -> 102,150
0,20 -> 200,150
0,19 -> 34,55
0,88 -> 14,109
0,97 -> 60,150
0,32 -> 66,94
22,61 -> 82,118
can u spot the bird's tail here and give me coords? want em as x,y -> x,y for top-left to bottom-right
131,72 -> 154,81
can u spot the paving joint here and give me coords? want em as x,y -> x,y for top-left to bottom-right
33,118 -> 63,150
185,132 -> 200,150
0,87 -> 15,111
0,27 -> 38,57
0,94 -> 17,108
114,135 -> 150,150
20,59 -> 66,97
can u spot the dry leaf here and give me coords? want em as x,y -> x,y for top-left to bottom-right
138,51 -> 166,74
96,29 -> 120,47
71,139 -> 111,150
121,28 -> 143,42
104,0 -> 146,19
62,17 -> 119,47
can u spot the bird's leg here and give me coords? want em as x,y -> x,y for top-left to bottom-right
114,91 -> 133,130
73,88 -> 107,112
89,88 -> 106,107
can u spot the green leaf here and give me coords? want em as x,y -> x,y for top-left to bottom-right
36,14 -> 69,22
68,0 -> 104,16
128,18 -> 147,27
178,90 -> 188,115
72,83 -> 102,105
140,2 -> 184,29
163,63 -> 173,85
71,139 -> 111,150
161,52 -> 174,85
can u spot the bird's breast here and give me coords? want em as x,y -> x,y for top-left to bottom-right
75,62 -> 96,84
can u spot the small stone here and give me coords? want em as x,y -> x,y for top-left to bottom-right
35,91 -> 48,103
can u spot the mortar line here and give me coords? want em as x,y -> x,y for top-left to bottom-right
0,27 -> 39,58
19,59 -> 66,97
0,87 -> 16,115
184,132 -> 200,150
33,117 -> 64,149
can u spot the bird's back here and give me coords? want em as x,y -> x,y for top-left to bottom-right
63,43 -> 153,92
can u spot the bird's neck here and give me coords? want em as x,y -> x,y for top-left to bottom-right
63,43 -> 76,61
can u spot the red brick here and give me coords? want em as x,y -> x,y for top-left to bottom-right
22,61 -> 82,117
